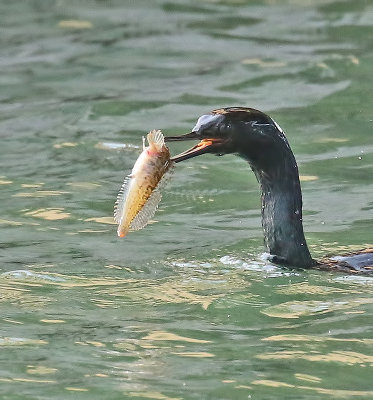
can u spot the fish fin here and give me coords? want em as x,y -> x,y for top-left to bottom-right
147,129 -> 164,151
114,175 -> 131,224
130,190 -> 162,230
129,165 -> 174,231
160,160 -> 175,186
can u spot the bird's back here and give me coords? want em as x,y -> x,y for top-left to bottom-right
317,248 -> 373,274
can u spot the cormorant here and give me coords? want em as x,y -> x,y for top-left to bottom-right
165,107 -> 373,274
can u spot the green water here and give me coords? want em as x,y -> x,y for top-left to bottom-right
1,0 -> 373,399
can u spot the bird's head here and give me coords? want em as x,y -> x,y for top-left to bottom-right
165,107 -> 289,165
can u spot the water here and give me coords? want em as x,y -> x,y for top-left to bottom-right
1,0 -> 372,398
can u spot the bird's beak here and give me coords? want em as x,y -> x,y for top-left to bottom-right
165,132 -> 224,163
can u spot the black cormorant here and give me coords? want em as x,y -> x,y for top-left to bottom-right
165,107 -> 373,274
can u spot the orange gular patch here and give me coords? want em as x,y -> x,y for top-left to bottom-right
196,139 -> 214,149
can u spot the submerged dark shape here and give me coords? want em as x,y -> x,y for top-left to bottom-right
165,107 -> 373,274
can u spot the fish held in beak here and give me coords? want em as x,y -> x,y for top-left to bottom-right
114,130 -> 173,238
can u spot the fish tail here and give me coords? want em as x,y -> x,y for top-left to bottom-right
147,129 -> 164,152
117,225 -> 129,238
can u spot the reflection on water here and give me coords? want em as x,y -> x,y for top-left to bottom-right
24,208 -> 71,220
58,20 -> 93,30
263,334 -> 373,345
142,331 -> 211,343
251,380 -> 373,398
0,338 -> 48,347
1,0 -> 372,398
14,191 -> 70,198
257,350 -> 373,365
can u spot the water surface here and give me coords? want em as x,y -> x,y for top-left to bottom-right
1,0 -> 372,399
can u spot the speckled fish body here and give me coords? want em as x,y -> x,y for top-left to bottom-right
114,130 -> 172,237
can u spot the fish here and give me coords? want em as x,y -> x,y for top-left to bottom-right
114,130 -> 173,238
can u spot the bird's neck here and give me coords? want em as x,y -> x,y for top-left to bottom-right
249,149 -> 314,268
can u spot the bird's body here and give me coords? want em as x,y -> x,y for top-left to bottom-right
317,249 -> 373,273
165,107 -> 372,274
